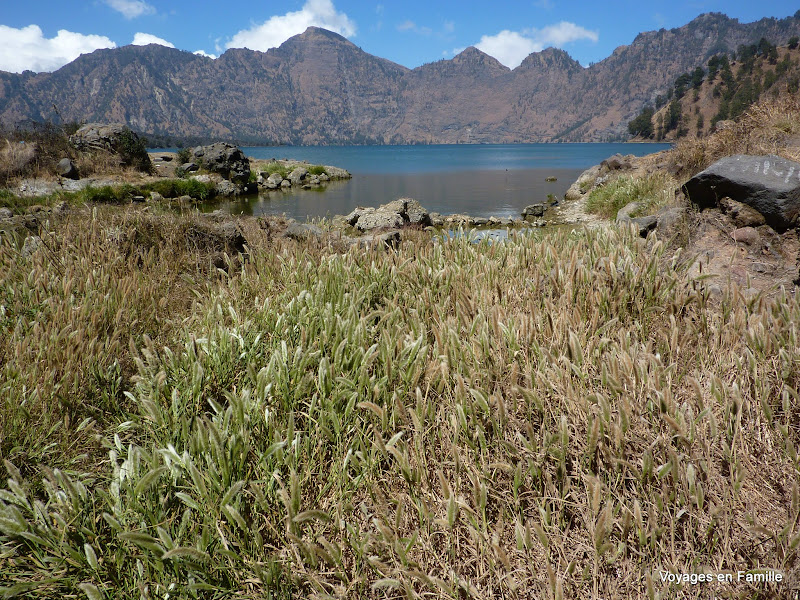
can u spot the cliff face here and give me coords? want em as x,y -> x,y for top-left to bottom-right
2,14 -> 800,144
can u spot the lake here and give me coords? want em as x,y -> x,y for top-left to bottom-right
200,143 -> 671,220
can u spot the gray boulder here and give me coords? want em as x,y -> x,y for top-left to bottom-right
284,222 -> 323,241
265,173 -> 283,189
346,198 -> 431,231
69,123 -> 151,171
57,158 -> 79,179
616,201 -> 657,237
193,143 -> 250,184
0,207 -> 13,220
682,154 -> 800,231
522,203 -> 546,219
601,153 -> 634,172
288,167 -> 308,185
215,180 -> 239,196
353,208 -> 405,231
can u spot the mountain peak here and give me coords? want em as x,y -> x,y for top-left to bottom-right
452,46 -> 509,71
517,47 -> 582,71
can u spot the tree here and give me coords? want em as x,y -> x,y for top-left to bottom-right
664,100 -> 682,133
627,106 -> 655,138
691,66 -> 706,89
789,36 -> 799,50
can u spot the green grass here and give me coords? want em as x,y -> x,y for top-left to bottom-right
142,178 -> 216,200
585,173 -> 676,219
1,214 -> 799,598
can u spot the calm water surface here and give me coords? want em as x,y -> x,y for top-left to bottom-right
199,143 -> 670,220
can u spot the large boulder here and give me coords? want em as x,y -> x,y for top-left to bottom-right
192,143 -> 250,184
682,154 -> 800,231
345,198 -> 430,231
69,123 -> 151,171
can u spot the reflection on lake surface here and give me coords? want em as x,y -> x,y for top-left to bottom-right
216,169 -> 584,220
197,143 -> 672,220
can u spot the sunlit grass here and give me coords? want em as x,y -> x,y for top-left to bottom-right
2,212 -> 799,598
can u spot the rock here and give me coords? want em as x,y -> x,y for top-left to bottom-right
190,174 -> 214,184
347,198 -> 431,231
288,167 -> 308,185
149,192 -> 164,202
473,217 -> 489,226
616,201 -> 657,236
284,222 -> 323,241
215,180 -> 239,196
719,196 -> 766,228
323,166 -> 351,179
682,154 -> 800,231
57,158 -> 79,179
601,153 -> 634,172
655,205 -> 688,238
280,179 -> 291,188
181,162 -> 199,172
731,227 -> 760,245
192,142 -> 250,184
159,154 -> 173,162
565,165 -> 600,200
352,230 -> 401,249
21,235 -> 42,258
185,220 -> 247,256
403,198 -> 431,226
522,203 -> 546,219
319,173 -> 330,182
69,123 -> 151,171
353,208 -> 404,231
54,201 -> 69,216
0,207 -> 13,220
545,176 -> 557,182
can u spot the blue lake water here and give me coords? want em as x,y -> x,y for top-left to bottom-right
180,143 -> 670,220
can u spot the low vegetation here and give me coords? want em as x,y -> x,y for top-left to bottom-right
2,202 -> 799,598
585,172 -> 676,219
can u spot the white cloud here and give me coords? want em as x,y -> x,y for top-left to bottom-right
104,0 -> 156,19
475,21 -> 598,68
226,0 -> 356,51
0,24 -> 116,73
131,32 -> 175,47
397,20 -> 432,35
194,50 -> 217,59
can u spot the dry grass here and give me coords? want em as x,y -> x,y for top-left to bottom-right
2,214 -> 799,598
671,94 -> 800,178
0,207 -> 257,479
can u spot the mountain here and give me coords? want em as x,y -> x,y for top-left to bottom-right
2,13 -> 800,144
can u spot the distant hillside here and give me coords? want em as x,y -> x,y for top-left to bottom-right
628,37 -> 800,141
2,12 -> 800,144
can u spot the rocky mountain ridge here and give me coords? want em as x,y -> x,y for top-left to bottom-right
2,12 -> 800,144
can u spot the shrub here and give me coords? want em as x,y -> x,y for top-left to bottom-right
116,128 -> 152,173
82,184 -> 144,203
143,178 -> 216,200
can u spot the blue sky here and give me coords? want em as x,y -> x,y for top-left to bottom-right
0,0 -> 797,73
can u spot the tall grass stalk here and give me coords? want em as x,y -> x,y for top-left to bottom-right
1,216 -> 799,598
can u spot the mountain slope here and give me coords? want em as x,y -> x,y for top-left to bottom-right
2,13 -> 800,144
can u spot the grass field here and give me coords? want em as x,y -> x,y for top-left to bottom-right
2,205 -> 799,598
